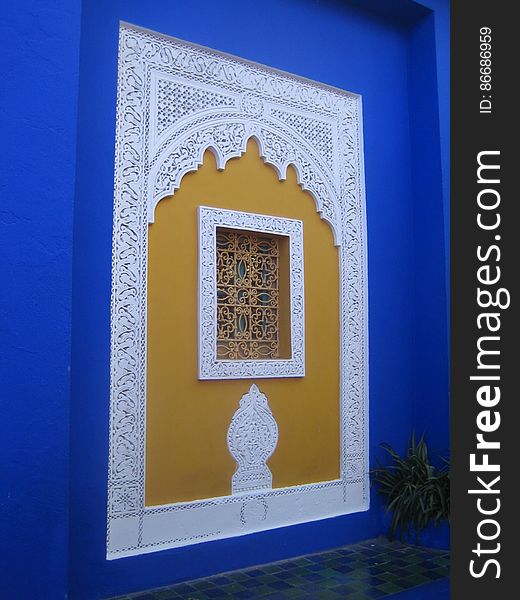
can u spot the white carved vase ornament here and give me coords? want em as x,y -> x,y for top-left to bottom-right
227,384 -> 279,494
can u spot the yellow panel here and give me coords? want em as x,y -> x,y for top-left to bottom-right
146,140 -> 340,506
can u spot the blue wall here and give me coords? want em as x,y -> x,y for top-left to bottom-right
1,1 -> 449,598
408,10 -> 450,460
0,2 -> 81,599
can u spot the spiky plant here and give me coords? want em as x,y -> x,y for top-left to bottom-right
371,433 -> 450,544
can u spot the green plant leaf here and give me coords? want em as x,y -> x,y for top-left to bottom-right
370,432 -> 450,543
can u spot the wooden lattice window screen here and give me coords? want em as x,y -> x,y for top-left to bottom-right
216,229 -> 280,360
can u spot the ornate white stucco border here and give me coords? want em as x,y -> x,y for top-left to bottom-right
108,22 -> 369,559
198,206 -> 305,379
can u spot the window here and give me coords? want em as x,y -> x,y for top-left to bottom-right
198,206 -> 305,379
216,229 -> 284,360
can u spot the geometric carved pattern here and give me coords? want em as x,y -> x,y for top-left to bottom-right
227,384 -> 278,494
156,78 -> 234,136
271,108 -> 334,167
198,207 -> 304,380
108,22 -> 368,559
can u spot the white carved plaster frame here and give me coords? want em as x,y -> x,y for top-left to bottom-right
198,206 -> 305,379
108,22 -> 369,559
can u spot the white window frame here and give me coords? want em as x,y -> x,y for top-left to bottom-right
198,206 -> 305,380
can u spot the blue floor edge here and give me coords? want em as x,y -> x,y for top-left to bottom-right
391,577 -> 450,599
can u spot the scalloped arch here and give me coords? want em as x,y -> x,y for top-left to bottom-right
148,130 -> 341,245
148,119 -> 341,245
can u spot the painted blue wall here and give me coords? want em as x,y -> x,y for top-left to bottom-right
408,10 -> 450,460
1,1 -> 449,599
69,1 -> 449,597
0,1 -> 81,599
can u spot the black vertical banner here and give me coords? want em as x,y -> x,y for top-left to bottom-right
452,1 -> 516,598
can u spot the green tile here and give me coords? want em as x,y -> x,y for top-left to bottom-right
284,566 -> 307,576
285,576 -> 308,587
348,569 -> 371,580
405,564 -> 428,575
257,574 -> 281,585
349,553 -> 369,562
320,569 -> 344,581
376,581 -> 404,594
310,590 -> 342,599
323,560 -> 343,570
347,561 -> 370,570
283,588 -> 309,598
401,555 -> 423,564
261,565 -> 282,575
434,558 -> 450,567
398,564 -> 420,574
377,572 -> 401,583
219,582 -> 247,594
396,579 -> 417,590
403,573 -> 431,585
319,578 -> 342,589
348,579 -> 371,592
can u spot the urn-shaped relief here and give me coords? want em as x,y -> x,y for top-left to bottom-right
227,384 -> 279,494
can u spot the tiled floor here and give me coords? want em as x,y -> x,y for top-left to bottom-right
112,538 -> 449,599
